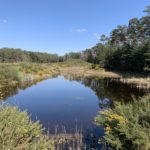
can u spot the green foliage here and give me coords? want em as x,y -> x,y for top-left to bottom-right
19,63 -> 45,74
91,64 -> 101,70
0,48 -> 59,63
61,59 -> 90,67
64,52 -> 81,60
80,7 -> 150,73
144,41 -> 150,72
103,43 -> 147,72
144,6 -> 150,15
95,95 -> 150,150
0,106 -> 54,150
0,63 -> 59,86
0,65 -> 21,84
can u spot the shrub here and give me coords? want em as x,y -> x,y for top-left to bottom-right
0,66 -> 21,83
0,106 -> 54,150
62,59 -> 90,67
95,95 -> 150,150
19,63 -> 49,74
91,64 -> 102,70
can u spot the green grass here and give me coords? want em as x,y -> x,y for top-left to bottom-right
0,105 -> 54,150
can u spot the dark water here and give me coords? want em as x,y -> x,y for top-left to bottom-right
0,75 -> 149,149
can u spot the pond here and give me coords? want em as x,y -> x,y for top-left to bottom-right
3,76 -> 99,132
0,75 -> 149,149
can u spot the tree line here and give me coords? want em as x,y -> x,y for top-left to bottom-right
0,48 -> 59,63
65,6 -> 150,72
0,6 -> 150,72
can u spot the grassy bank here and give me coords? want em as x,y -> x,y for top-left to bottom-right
56,59 -> 150,89
0,59 -> 150,89
57,59 -> 120,78
0,63 -> 59,87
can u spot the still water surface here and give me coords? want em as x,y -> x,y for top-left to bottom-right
1,75 -> 148,135
5,76 -> 101,133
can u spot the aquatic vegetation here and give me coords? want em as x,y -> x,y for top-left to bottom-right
95,95 -> 150,150
0,105 -> 54,150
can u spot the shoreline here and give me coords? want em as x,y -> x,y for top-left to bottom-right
58,66 -> 150,89
0,63 -> 150,90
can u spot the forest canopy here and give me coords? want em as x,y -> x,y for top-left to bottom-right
66,7 -> 150,73
0,48 -> 59,63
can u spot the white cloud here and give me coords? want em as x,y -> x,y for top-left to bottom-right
76,28 -> 87,33
93,33 -> 100,40
69,27 -> 87,33
75,96 -> 85,100
0,19 -> 8,23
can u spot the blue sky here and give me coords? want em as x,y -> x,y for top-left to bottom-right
0,0 -> 149,55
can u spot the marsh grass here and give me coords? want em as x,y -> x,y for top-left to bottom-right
0,61 -> 150,89
0,63 -> 60,87
0,65 -> 21,85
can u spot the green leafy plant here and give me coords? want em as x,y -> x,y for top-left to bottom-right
0,106 -> 54,150
95,95 -> 150,150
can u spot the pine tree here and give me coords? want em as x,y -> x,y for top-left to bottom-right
144,42 -> 150,72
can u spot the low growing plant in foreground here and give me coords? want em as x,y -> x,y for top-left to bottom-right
95,95 -> 150,150
0,106 -> 54,150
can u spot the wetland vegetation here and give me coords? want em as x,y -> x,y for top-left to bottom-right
0,5 -> 150,150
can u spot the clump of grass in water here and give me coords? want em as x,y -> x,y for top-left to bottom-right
51,132 -> 84,149
47,124 -> 85,150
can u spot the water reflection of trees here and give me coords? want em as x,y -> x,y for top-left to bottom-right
83,77 -> 147,102
1,75 -> 149,103
0,76 -> 59,101
64,75 -> 148,103
0,80 -> 43,100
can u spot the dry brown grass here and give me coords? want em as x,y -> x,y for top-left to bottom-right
57,64 -> 150,89
58,65 -> 120,78
1,62 -> 150,89
118,77 -> 150,89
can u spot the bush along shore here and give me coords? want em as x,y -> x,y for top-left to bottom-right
95,95 -> 150,150
0,63 -> 60,87
0,105 -> 88,150
0,94 -> 150,149
0,105 -> 54,150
